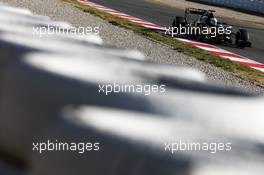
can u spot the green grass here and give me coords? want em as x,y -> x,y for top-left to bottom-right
62,0 -> 264,87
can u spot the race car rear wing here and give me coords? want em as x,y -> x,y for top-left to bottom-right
185,8 -> 215,15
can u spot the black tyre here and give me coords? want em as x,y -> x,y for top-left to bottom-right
236,29 -> 250,47
239,29 -> 249,41
172,16 -> 186,28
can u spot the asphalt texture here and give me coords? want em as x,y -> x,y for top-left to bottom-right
88,0 -> 264,64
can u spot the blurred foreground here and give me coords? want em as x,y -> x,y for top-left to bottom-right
0,3 -> 263,175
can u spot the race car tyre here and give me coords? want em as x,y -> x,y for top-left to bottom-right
239,29 -> 250,41
236,29 -> 250,47
172,16 -> 186,28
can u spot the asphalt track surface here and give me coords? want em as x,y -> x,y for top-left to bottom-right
88,0 -> 264,64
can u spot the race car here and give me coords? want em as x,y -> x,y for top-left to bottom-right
172,8 -> 251,47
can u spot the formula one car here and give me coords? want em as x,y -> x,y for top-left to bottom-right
172,8 -> 251,47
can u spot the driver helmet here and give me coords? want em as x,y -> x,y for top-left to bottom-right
210,17 -> 218,26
